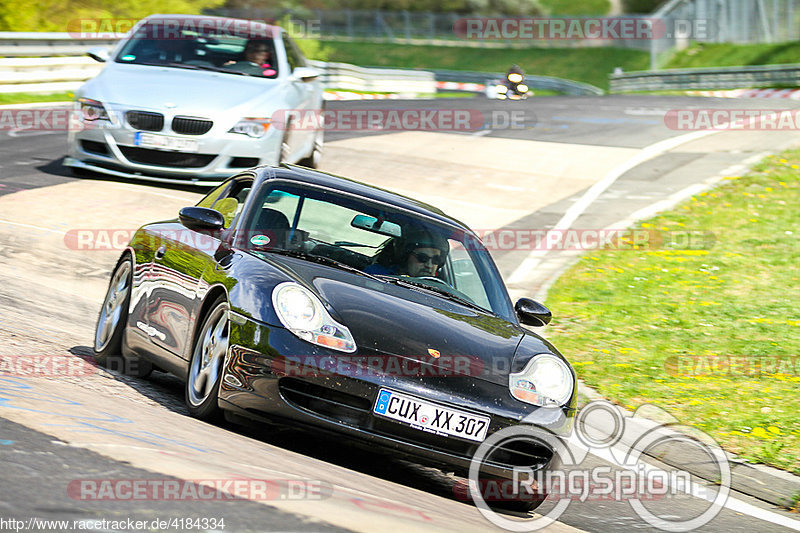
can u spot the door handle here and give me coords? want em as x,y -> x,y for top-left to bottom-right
154,245 -> 166,260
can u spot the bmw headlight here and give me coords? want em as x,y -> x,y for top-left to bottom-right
509,353 -> 574,406
272,282 -> 356,353
229,118 -> 271,138
78,98 -> 109,121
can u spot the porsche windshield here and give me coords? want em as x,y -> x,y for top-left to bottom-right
237,183 -> 514,320
115,23 -> 279,78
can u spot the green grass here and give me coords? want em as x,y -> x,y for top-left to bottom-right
0,91 -> 74,105
664,42 -> 800,69
545,150 -> 800,474
541,0 -> 612,14
308,40 -> 649,91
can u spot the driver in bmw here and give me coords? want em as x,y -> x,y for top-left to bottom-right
366,227 -> 449,277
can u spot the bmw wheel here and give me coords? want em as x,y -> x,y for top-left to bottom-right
298,128 -> 323,169
186,296 -> 229,420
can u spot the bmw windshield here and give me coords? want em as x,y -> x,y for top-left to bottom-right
115,20 -> 279,78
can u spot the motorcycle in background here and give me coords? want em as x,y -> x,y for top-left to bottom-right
487,64 -> 532,100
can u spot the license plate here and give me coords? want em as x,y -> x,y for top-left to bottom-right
134,132 -> 199,152
373,389 -> 490,442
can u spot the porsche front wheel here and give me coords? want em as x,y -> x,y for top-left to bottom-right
94,255 -> 152,377
185,297 -> 229,420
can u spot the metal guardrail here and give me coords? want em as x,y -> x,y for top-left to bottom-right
610,63 -> 800,92
0,36 -> 437,95
0,32 -> 118,57
307,59 -> 435,94
431,68 -> 604,95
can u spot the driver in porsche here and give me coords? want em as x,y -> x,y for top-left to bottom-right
366,227 -> 449,277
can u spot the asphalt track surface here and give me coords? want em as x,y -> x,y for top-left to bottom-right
0,95 -> 799,533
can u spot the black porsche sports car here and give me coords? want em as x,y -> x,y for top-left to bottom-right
94,164 -> 576,508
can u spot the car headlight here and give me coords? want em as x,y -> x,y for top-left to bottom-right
78,98 -> 109,121
272,282 -> 356,353
509,353 -> 574,407
229,118 -> 271,138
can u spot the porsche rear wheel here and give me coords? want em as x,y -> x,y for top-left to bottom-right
186,296 -> 229,420
94,255 -> 152,377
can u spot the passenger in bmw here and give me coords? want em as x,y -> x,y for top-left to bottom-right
365,227 -> 449,277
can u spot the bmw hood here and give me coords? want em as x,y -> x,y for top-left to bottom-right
81,64 -> 283,116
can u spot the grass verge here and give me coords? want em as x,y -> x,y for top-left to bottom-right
544,150 -> 800,474
307,40 -> 650,91
0,92 -> 74,105
664,42 -> 800,69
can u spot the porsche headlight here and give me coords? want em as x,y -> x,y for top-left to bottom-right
509,353 -> 573,406
78,98 -> 109,121
229,118 -> 271,138
272,282 -> 356,353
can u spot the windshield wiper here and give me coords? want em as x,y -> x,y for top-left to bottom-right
258,248 -> 384,282
375,276 -> 491,314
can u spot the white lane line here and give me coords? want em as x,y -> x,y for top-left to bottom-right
529,156 -> 766,302
102,182 -> 201,202
507,128 -> 725,285
0,219 -> 67,235
569,434 -> 800,531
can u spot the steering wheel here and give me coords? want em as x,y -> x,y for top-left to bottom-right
414,276 -> 453,288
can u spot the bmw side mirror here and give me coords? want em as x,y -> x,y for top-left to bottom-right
515,298 -> 552,327
292,66 -> 320,82
179,207 -> 225,231
87,47 -> 110,63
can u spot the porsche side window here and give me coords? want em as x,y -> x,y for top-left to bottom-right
196,182 -> 229,209
446,239 -> 492,310
210,179 -> 253,228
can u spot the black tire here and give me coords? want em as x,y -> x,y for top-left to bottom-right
185,296 -> 229,421
297,128 -> 323,169
483,474 -> 547,513
94,255 -> 153,377
279,127 -> 291,165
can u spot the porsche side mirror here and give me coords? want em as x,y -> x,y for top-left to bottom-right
515,298 -> 552,327
179,207 -> 225,231
292,66 -> 320,82
87,47 -> 110,63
